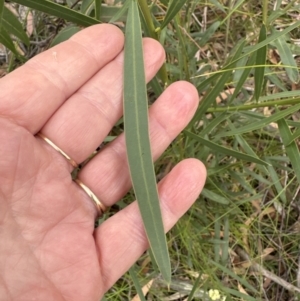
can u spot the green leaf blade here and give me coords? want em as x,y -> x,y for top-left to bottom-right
50,25 -> 81,47
3,6 -> 30,46
12,0 -> 99,27
274,35 -> 299,83
0,27 -> 17,55
185,131 -> 270,166
216,104 -> 300,137
277,118 -> 300,183
0,0 -> 17,55
254,24 -> 267,101
159,0 -> 186,31
123,0 -> 171,283
109,0 -> 130,23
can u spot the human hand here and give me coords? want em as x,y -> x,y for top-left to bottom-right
0,24 -> 206,301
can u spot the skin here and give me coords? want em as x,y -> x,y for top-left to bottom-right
0,24 -> 206,301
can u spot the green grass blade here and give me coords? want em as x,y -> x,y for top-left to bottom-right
0,28 -> 16,54
277,118 -> 300,183
100,6 -> 128,23
129,267 -> 147,301
193,70 -> 231,124
210,260 -> 257,293
266,161 -> 287,204
159,0 -> 186,31
199,21 -> 221,47
214,214 -> 221,263
81,0 -> 93,13
210,0 -> 226,13
185,131 -> 270,166
199,112 -> 228,136
216,103 -> 300,137
0,27 -> 17,56
259,90 -> 300,102
124,0 -> 171,282
273,34 -> 299,83
2,6 -> 30,46
286,127 -> 300,145
221,216 -> 229,264
231,53 -> 256,102
240,21 -> 300,63
109,0 -> 130,23
0,0 -> 16,55
12,0 -> 99,27
194,21 -> 300,91
186,271 -> 204,301
201,188 -> 229,205
50,25 -> 81,47
254,24 -> 267,101
191,40 -> 246,124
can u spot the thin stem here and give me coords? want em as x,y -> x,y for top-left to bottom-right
225,0 -> 232,55
137,0 -> 156,39
174,16 -> 190,81
206,97 -> 300,113
137,0 -> 168,86
95,0 -> 102,21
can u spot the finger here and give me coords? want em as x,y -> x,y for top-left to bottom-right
95,159 -> 206,290
39,38 -> 165,164
79,81 -> 199,205
0,24 -> 124,133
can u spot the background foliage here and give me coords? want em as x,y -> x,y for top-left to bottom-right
1,0 -> 300,300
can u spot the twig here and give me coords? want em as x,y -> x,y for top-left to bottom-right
236,247 -> 300,294
154,277 -> 211,300
297,242 -> 300,290
70,0 -> 81,9
203,6 -> 207,32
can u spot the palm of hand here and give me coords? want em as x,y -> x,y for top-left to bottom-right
1,123 -> 102,300
0,25 -> 206,301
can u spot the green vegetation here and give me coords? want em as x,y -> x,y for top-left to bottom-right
2,0 -> 300,300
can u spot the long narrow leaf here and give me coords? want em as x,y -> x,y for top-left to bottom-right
230,53 -> 256,103
199,21 -> 220,47
109,0 -> 130,23
191,40 -> 246,124
273,35 -> 299,83
201,189 -> 229,205
185,131 -> 269,166
287,127 -> 300,145
3,6 -> 30,46
81,0 -> 93,13
277,118 -> 300,183
267,161 -> 287,204
0,29 -> 16,53
200,112 -> 228,136
12,0 -> 99,27
0,0 -> 16,55
194,21 -> 300,88
123,0 -> 171,282
129,267 -> 147,301
216,103 -> 300,137
241,21 -> 300,62
159,0 -> 186,31
0,17 -> 17,55
50,25 -> 81,47
254,24 -> 267,101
